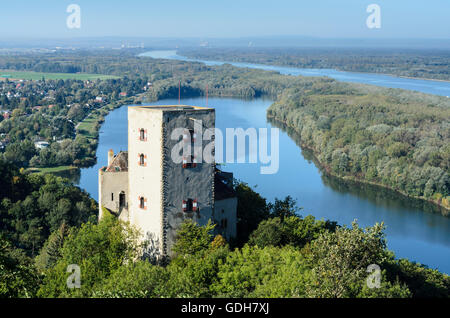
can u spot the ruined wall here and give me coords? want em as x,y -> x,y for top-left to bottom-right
214,197 -> 238,241
98,169 -> 129,221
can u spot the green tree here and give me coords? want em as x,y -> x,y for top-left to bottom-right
212,245 -> 309,297
383,258 -> 450,298
0,237 -> 40,298
35,222 -> 70,270
172,219 -> 215,257
166,246 -> 229,297
37,212 -> 143,297
304,221 -> 404,297
268,195 -> 300,219
234,182 -> 270,246
248,215 -> 337,248
92,261 -> 169,298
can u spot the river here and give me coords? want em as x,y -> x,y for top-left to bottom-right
140,50 -> 450,97
77,51 -> 450,274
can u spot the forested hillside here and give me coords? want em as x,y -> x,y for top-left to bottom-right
267,81 -> 450,209
0,159 -> 97,256
2,177 -> 449,298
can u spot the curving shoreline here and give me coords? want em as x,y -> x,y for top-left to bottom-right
176,52 -> 450,84
267,114 -> 450,215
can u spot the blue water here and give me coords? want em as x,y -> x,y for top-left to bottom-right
78,51 -> 450,274
140,50 -> 450,97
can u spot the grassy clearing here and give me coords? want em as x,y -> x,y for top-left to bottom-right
76,102 -> 123,140
0,70 -> 119,81
77,114 -> 101,140
27,165 -> 77,174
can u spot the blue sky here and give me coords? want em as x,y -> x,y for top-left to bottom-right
0,0 -> 448,39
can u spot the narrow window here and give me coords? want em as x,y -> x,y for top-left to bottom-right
139,153 -> 147,166
119,192 -> 125,207
138,128 -> 147,141
139,197 -> 147,209
182,198 -> 197,212
111,193 -> 114,201
140,129 -> 146,141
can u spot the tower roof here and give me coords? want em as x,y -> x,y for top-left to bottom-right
130,105 -> 214,112
105,151 -> 128,172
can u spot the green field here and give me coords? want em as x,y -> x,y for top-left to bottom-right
0,70 -> 119,81
76,104 -> 115,139
76,114 -> 100,139
27,165 -> 77,174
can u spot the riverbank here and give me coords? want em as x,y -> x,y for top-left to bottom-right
176,51 -> 450,83
268,114 -> 450,215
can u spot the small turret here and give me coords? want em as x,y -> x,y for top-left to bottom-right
108,149 -> 114,167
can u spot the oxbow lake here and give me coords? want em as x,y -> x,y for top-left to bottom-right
75,51 -> 450,274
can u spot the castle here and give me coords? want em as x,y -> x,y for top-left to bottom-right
98,105 -> 237,257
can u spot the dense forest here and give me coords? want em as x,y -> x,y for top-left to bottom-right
0,159 -> 97,256
179,47 -> 450,81
267,80 -> 450,210
1,159 -> 449,298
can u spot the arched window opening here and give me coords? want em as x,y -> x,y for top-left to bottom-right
119,191 -> 126,208
182,198 -> 198,212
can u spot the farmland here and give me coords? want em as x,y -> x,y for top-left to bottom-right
0,70 -> 119,81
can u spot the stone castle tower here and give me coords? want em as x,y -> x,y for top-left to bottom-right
99,105 -> 237,257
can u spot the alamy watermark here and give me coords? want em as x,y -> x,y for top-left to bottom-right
66,264 -> 81,289
66,4 -> 81,29
366,4 -> 381,29
366,264 -> 381,289
170,120 -> 279,175
64,4 -> 381,32
65,4 -> 380,31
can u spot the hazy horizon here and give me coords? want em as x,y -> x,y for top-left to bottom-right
1,35 -> 450,50
0,0 -> 448,40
